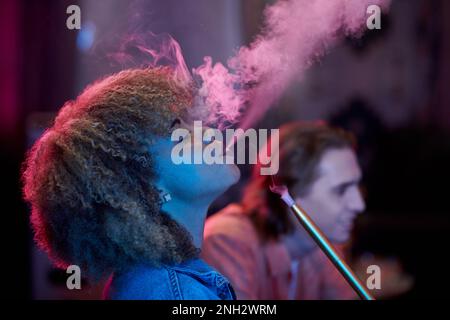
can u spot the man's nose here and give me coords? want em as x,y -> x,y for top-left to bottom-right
348,187 -> 366,214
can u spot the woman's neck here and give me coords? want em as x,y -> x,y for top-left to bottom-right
161,196 -> 211,249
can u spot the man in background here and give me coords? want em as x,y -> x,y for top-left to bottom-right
202,121 -> 365,299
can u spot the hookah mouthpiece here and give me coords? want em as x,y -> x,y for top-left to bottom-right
269,176 -> 295,207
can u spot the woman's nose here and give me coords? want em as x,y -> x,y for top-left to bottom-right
202,126 -> 223,145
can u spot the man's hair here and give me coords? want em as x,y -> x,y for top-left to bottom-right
242,121 -> 356,241
22,67 -> 199,280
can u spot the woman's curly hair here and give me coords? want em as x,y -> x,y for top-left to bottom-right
22,67 -> 200,280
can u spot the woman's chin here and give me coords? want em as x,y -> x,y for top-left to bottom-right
230,163 -> 241,181
215,163 -> 241,191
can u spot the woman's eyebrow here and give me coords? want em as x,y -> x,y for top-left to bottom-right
170,118 -> 181,128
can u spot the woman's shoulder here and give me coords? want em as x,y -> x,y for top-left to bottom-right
104,264 -> 174,300
104,260 -> 234,300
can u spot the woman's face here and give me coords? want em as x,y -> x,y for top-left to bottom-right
150,117 -> 240,203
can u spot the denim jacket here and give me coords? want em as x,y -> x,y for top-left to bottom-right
103,258 -> 236,300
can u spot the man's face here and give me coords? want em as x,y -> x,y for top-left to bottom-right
296,148 -> 365,243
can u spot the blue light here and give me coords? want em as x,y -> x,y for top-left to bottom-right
77,22 -> 96,52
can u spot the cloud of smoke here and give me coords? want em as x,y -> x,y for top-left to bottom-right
109,32 -> 193,88
192,0 -> 391,130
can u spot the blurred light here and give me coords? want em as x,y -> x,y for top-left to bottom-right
76,22 -> 96,52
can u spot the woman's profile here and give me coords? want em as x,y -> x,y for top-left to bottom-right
22,67 -> 240,299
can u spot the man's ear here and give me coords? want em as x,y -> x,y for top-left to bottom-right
294,195 -> 312,210
294,195 -> 304,205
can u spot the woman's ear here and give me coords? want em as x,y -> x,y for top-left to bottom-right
159,189 -> 172,203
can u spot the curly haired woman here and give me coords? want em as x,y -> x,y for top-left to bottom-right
22,67 -> 240,300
